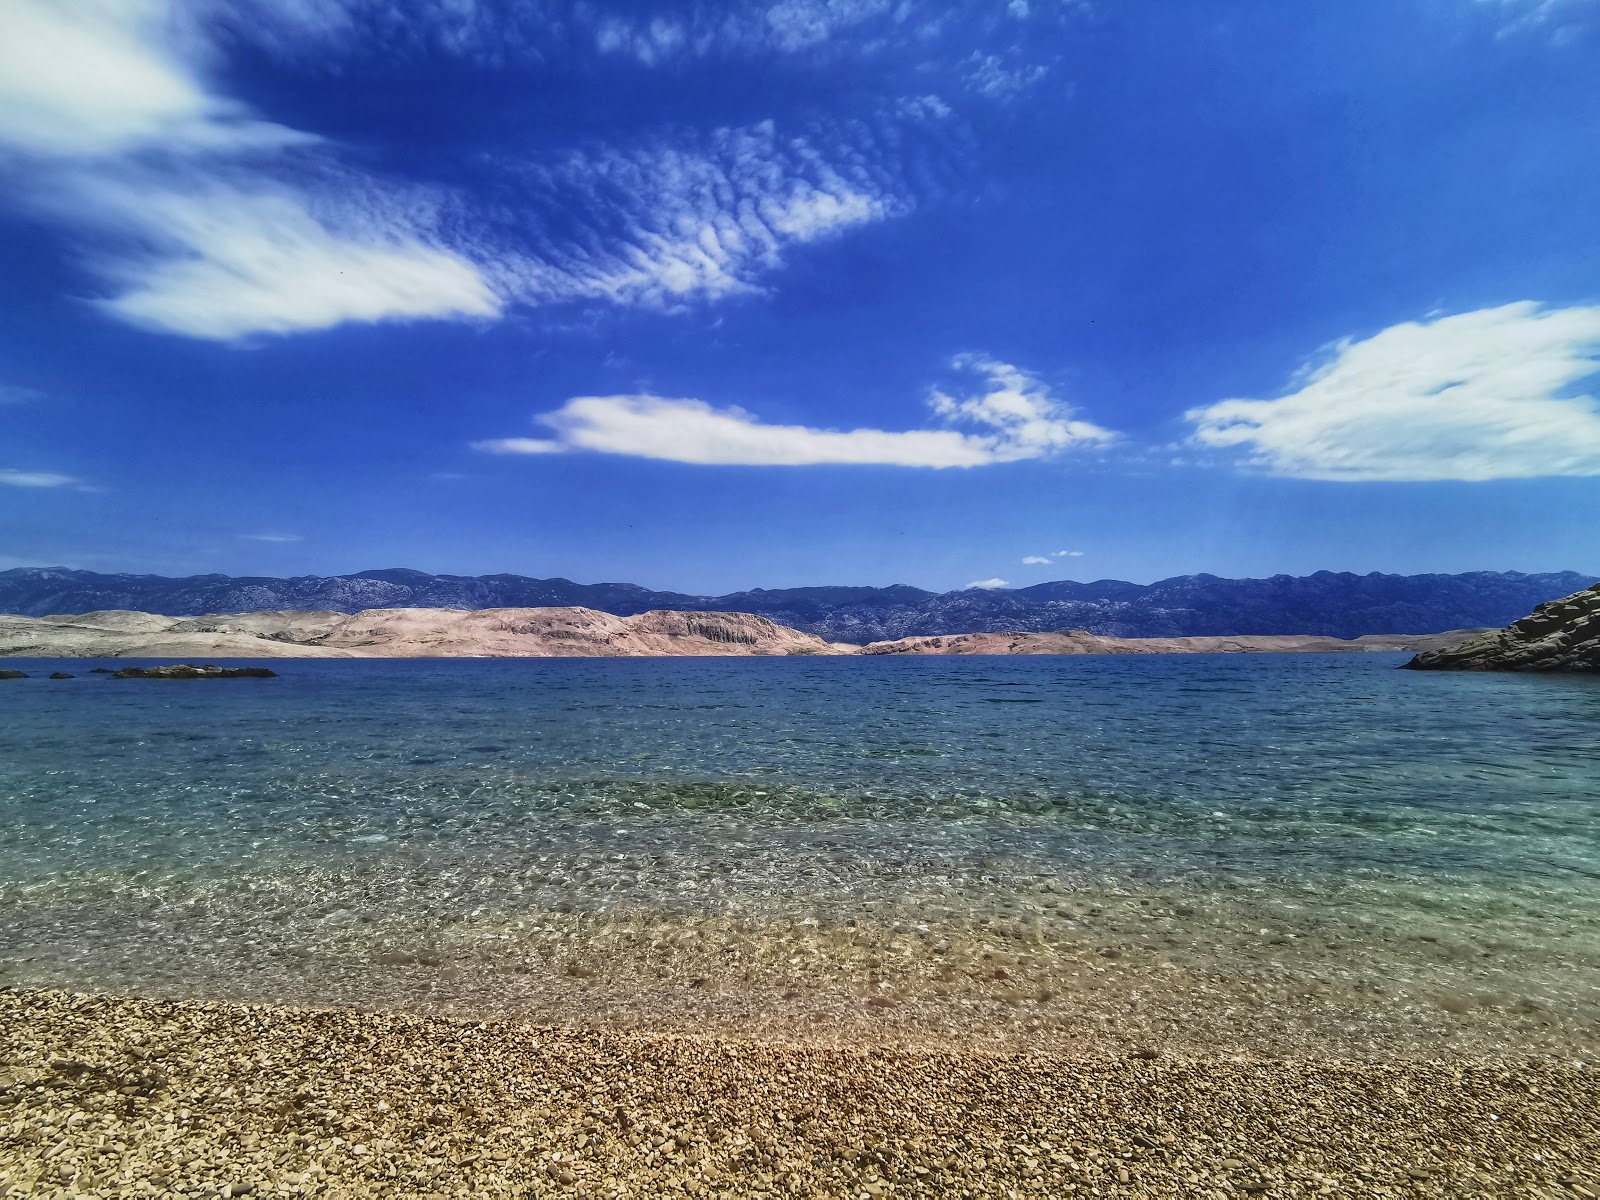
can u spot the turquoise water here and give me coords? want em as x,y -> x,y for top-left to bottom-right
2,654 -> 1598,1056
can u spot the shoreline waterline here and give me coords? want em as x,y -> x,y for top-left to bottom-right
3,655 -> 1599,1064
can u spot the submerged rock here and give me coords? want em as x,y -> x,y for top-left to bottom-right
1403,582 -> 1600,672
111,663 -> 278,679
48,672 -> 74,679
0,669 -> 26,679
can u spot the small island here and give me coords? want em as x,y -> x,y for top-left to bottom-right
111,663 -> 278,679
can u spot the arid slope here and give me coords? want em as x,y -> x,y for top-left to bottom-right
0,608 -> 848,658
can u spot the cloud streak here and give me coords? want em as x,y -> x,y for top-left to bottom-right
0,1 -> 500,341
475,357 -> 1116,468
0,468 -> 80,488
1187,301 -> 1600,482
73,173 -> 499,340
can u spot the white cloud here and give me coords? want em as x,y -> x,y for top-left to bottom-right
0,468 -> 79,488
0,0 -> 306,158
1188,302 -> 1600,482
0,3 -> 994,338
475,356 -> 1116,468
931,355 -> 1116,459
964,52 -> 1049,99
0,1 -> 499,341
965,578 -> 1009,589
584,0 -> 902,63
1023,548 -> 1084,565
240,533 -> 302,543
484,117 -> 922,311
73,175 -> 500,339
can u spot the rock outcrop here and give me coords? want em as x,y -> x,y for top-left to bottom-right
0,566 -> 1588,644
865,629 -> 1482,656
111,664 -> 278,679
1402,583 -> 1600,672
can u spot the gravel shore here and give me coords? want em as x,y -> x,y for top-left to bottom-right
1,988 -> 1596,1199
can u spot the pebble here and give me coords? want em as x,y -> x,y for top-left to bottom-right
0,986 -> 1594,1200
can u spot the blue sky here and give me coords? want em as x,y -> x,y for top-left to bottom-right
2,0 -> 1599,593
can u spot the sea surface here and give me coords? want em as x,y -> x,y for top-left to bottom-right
3,653 -> 1598,1058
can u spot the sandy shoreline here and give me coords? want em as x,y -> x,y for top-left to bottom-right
1,989 -> 1595,1199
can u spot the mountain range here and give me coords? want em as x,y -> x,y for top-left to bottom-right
1,567 -> 1589,643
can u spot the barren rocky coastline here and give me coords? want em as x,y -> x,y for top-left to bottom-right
1406,581 -> 1600,672
0,608 -> 851,660
0,607 -> 1477,660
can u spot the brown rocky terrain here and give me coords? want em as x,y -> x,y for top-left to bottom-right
1405,581 -> 1600,672
0,607 -> 849,659
0,608 -> 1483,660
863,628 -> 1481,656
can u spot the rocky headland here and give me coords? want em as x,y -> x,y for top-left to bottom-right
1404,581 -> 1600,672
0,607 -> 1483,659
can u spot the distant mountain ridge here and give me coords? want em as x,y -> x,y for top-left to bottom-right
0,566 -> 1590,644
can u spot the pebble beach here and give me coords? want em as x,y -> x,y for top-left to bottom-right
2,987 -> 1597,1199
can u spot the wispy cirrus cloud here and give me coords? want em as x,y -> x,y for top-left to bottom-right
239,533 -> 302,543
586,0 -> 902,62
474,356 -> 1116,467
0,468 -> 81,488
480,116 -> 933,310
1187,301 -> 1600,482
0,0 -> 499,341
2,2 -> 956,340
65,170 -> 499,340
1475,0 -> 1599,40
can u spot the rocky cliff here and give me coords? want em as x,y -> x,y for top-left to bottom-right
1402,583 -> 1600,672
0,567 -> 1589,643
0,608 -> 849,659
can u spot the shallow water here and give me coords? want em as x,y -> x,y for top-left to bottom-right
2,654 -> 1598,1058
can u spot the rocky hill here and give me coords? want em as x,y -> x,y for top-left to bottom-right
0,608 -> 1487,661
0,566 -> 1589,644
1403,583 -> 1600,672
0,608 -> 848,659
